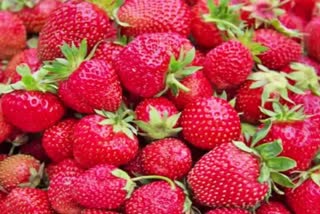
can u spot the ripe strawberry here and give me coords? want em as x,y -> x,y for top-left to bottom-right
0,11 -> 26,60
73,106 -> 139,168
42,118 -> 77,163
3,48 -> 41,84
257,201 -> 291,214
71,164 -> 128,209
206,208 -> 250,214
46,158 -> 84,179
279,12 -> 305,34
118,0 -> 192,37
81,210 -> 120,214
125,181 -> 186,214
1,187 -> 52,213
291,0 -> 317,22
123,151 -> 145,176
20,139 -> 50,163
0,154 -> 40,192
38,0 -> 115,61
115,33 -> 201,98
93,41 -> 124,67
167,71 -> 213,110
141,138 -> 192,179
180,97 -> 241,149
254,29 -> 301,69
204,40 -> 254,90
0,98 -> 14,144
135,97 -> 181,139
305,17 -> 320,62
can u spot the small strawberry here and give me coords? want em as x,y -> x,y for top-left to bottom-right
0,11 -> 26,60
81,210 -> 120,214
42,118 -> 77,163
118,0 -> 192,37
305,17 -> 320,62
0,154 -> 41,192
181,97 -> 241,149
20,139 -> 50,163
46,158 -> 84,179
1,187 -> 52,213
141,138 -> 192,179
123,151 -> 145,176
38,0 -> 115,61
135,97 -> 181,140
257,201 -> 291,214
206,208 -> 250,214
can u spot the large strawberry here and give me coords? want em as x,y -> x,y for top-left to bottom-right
206,208 -> 250,214
0,11 -> 26,60
180,97 -> 241,149
115,33 -> 201,98
305,17 -> 320,62
73,105 -> 139,168
257,201 -> 291,214
42,118 -> 77,163
38,0 -> 115,61
117,0 -> 192,37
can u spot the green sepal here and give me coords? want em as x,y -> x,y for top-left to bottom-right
255,140 -> 282,159
233,141 -> 257,155
311,173 -> 320,187
258,163 -> 271,183
251,120 -> 272,147
27,37 -> 38,49
111,168 -> 136,199
270,171 -> 295,188
1,0 -> 38,11
241,123 -> 257,142
266,157 -> 297,172
269,19 -> 302,38
19,163 -> 45,189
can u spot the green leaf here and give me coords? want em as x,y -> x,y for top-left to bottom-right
266,157 -> 297,171
311,173 -> 320,187
233,141 -> 255,154
112,168 -> 131,180
251,120 -> 272,147
258,163 -> 270,183
270,172 -> 295,188
255,140 -> 282,159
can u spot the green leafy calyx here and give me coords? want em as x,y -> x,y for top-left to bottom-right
1,0 -> 39,11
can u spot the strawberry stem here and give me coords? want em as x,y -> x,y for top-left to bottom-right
132,175 -> 176,190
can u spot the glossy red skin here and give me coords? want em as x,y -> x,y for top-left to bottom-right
1,188 -> 52,213
0,11 -> 26,60
262,120 -> 320,171
305,17 -> 320,62
73,115 -> 139,168
135,97 -> 178,122
48,163 -> 84,214
123,151 -> 144,176
0,154 -> 40,192
81,210 -> 120,214
181,97 -> 241,149
93,41 -> 124,67
65,60 -> 122,114
0,99 -> 14,144
235,81 -> 274,124
257,201 -> 291,214
16,0 -> 62,33
42,119 -> 77,163
254,29 -> 301,69
141,138 -> 192,179
188,143 -> 269,208
204,40 -> 253,89
72,164 -> 127,209
292,0 -> 317,22
125,181 -> 185,214
46,158 -> 84,179
1,91 -> 65,133
20,139 -> 50,163
118,0 -> 192,37
115,33 -> 192,98
191,0 -> 223,49
38,0 -> 115,61
206,208 -> 250,214
3,48 -> 41,83
286,178 -> 320,214
167,71 -> 213,110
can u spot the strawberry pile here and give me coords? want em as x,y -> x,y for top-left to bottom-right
0,0 -> 319,213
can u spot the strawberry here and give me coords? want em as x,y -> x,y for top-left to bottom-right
0,98 -> 14,144
73,106 -> 139,168
305,17 -> 320,62
115,33 -> 201,98
206,208 -> 250,214
135,97 -> 181,139
180,97 -> 241,149
0,154 -> 41,192
279,12 -> 305,34
257,201 -> 291,214
38,0 -> 115,61
1,187 -> 52,213
123,151 -> 145,176
167,71 -> 213,110
20,139 -> 50,163
93,41 -> 124,67
118,0 -> 192,37
45,40 -> 122,114
124,181 -> 187,214
46,158 -> 84,179
291,0 -> 317,22
81,210 -> 120,214
254,29 -> 301,69
141,138 -> 192,179
0,11 -> 26,60
42,118 -> 77,163
71,164 -> 128,210
3,48 -> 41,83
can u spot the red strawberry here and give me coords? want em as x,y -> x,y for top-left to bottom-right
1,187 -> 52,213
38,0 -> 115,61
73,106 -> 139,168
135,97 -> 181,139
257,201 -> 291,214
279,12 -> 305,34
42,118 -> 77,163
81,210 -> 120,214
20,139 -> 50,163
46,158 -> 84,179
93,41 -> 124,67
181,97 -> 241,149
125,181 -> 186,214
305,17 -> 320,62
123,151 -> 145,176
0,98 -> 14,144
291,0 -> 317,22
118,0 -> 192,37
167,71 -> 213,110
0,11 -> 26,60
141,138 -> 192,179
254,29 -> 301,69
206,208 -> 250,214
71,164 -> 128,209
0,154 -> 40,192
3,48 -> 41,83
